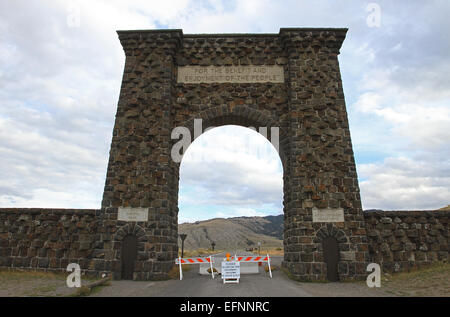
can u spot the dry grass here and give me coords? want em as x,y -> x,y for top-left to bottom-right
264,265 -> 278,272
253,247 -> 284,256
0,269 -> 66,281
178,248 -> 224,257
381,262 -> 450,296
168,264 -> 192,280
181,247 -> 284,257
69,281 -> 111,297
0,268 -> 101,297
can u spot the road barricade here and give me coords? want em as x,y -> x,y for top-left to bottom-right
227,254 -> 272,278
175,254 -> 272,281
175,256 -> 215,280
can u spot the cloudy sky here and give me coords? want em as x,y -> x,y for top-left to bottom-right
1,0 -> 449,222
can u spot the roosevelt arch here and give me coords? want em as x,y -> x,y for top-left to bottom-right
100,28 -> 370,281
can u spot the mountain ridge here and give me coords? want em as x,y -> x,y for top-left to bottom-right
178,214 -> 284,250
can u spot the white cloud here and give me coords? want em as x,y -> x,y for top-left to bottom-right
353,64 -> 450,156
0,0 -> 449,214
359,157 -> 450,210
355,42 -> 376,63
390,42 -> 402,52
350,21 -> 450,210
216,207 -> 267,219
179,126 -> 283,213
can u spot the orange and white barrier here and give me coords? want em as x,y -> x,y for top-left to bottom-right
233,256 -> 270,263
175,257 -> 214,264
226,254 -> 272,278
175,254 -> 272,280
175,256 -> 215,280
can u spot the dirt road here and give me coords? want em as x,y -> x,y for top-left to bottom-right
91,263 -> 388,297
1,257 -> 447,297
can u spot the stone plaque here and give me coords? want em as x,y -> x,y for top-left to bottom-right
177,65 -> 284,84
118,207 -> 149,222
312,208 -> 345,223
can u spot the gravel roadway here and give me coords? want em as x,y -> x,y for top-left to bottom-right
92,253 -> 389,297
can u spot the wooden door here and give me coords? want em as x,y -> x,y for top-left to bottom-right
323,236 -> 339,282
121,235 -> 138,280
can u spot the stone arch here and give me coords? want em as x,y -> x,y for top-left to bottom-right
314,223 -> 348,244
114,223 -> 147,242
178,104 -> 289,168
100,28 -> 370,281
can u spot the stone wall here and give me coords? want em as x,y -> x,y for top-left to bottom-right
364,210 -> 449,272
0,208 -> 448,279
0,208 -> 104,276
0,208 -> 177,280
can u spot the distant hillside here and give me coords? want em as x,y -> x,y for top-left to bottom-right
179,215 -> 283,250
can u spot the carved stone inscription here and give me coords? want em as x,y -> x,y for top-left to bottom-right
177,65 -> 284,84
312,208 -> 345,223
118,207 -> 149,222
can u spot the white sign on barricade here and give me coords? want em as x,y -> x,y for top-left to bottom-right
222,261 -> 240,284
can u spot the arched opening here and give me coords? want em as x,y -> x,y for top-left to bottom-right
322,236 -> 340,282
121,234 -> 138,280
176,124 -> 284,256
314,225 -> 347,281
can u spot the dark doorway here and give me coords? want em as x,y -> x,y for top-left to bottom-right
322,236 -> 339,282
121,234 -> 138,280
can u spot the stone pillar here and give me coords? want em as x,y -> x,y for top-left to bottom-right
280,28 -> 369,280
101,29 -> 183,279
